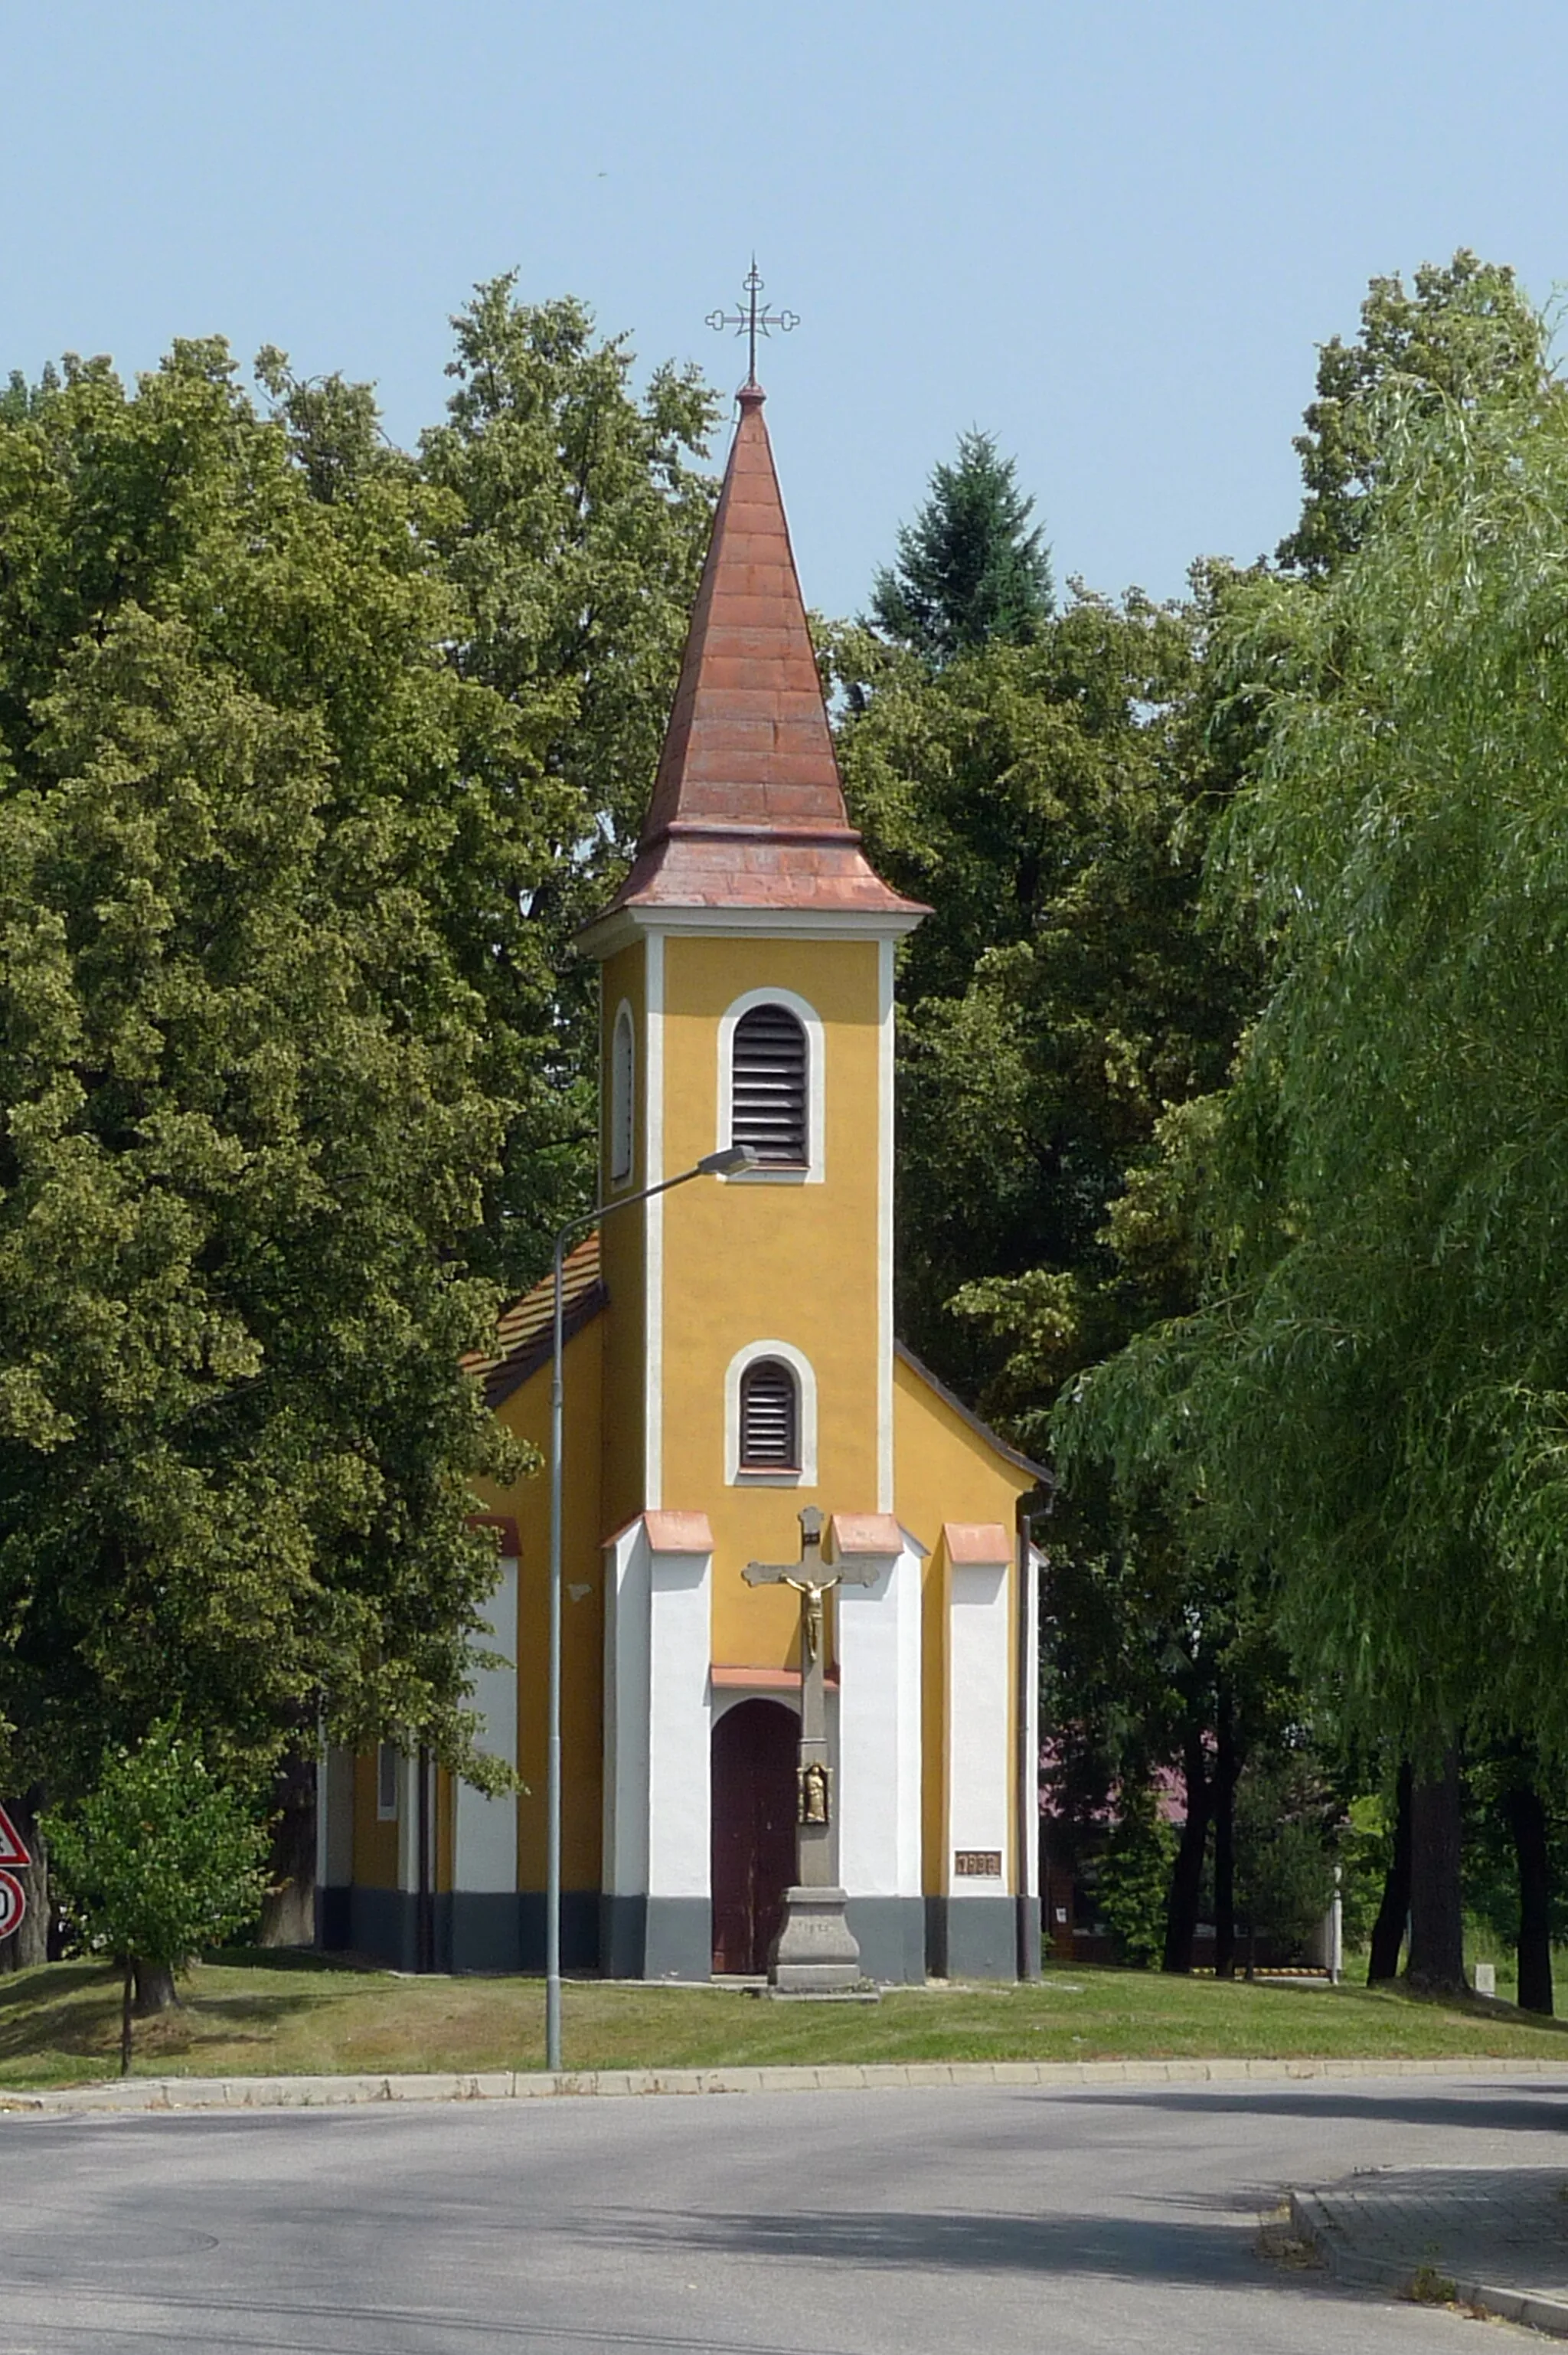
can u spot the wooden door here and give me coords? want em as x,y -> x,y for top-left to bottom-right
710,1699 -> 798,1974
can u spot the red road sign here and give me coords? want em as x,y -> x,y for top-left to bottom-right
0,1804 -> 29,1869
0,1873 -> 24,1941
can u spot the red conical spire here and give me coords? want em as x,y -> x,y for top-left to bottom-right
597,387 -> 928,924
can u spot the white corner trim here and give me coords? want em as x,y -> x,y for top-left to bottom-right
604,1519 -> 714,1906
609,1000 -> 635,1191
645,933 -> 665,1511
724,1338 -> 819,1487
647,1541 -> 714,1902
396,1752 -> 421,1893
947,1559 -> 1012,1892
715,985 -> 826,1186
318,1744 -> 354,1889
602,1521 -> 649,1898
837,1532 -> 923,1899
877,936 -> 894,1514
453,1555 -> 518,1894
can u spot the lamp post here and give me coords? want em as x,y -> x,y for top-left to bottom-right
545,1142 -> 758,2072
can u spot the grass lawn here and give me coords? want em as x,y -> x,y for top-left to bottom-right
2,1952 -> 1567,2088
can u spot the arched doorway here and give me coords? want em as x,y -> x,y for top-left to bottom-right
710,1698 -> 797,1974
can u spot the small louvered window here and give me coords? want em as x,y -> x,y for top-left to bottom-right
731,1004 -> 808,1165
376,1742 -> 399,1820
739,1358 -> 799,1470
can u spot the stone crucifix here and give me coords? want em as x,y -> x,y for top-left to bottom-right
743,1506 -> 877,1993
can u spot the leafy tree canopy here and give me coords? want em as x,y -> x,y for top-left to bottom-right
834,581 -> 1252,1425
0,296 -> 721,1800
867,429 -> 1052,663
44,1717 -> 268,2068
1057,329 -> 1568,1761
419,286 -> 720,1288
1276,250 -> 1554,578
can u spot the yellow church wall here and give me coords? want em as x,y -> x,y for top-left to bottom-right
475,1313 -> 607,1893
352,1750 -> 398,1891
893,1349 -> 1029,1897
597,938 -> 648,1539
658,932 -> 885,1668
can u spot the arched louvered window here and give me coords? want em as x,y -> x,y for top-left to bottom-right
609,1003 -> 635,1185
731,1003 -> 808,1166
739,1358 -> 799,1471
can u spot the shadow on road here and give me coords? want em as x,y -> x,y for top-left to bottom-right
1046,2085 -> 1568,2135
583,2203 -> 1277,2285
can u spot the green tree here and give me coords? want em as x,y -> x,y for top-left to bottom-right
44,1719 -> 269,2068
1233,1745 -> 1334,1962
417,283 -> 720,1284
834,584 -> 1252,1419
0,339 -> 547,1816
868,430 -> 1052,663
1093,1778 -> 1175,1969
1056,318 -> 1568,1991
831,581 -> 1275,1972
1277,250 -> 1552,578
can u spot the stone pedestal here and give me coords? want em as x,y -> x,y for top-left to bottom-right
768,1885 -> 864,1993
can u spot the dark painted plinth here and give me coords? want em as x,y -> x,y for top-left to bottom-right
845,1896 -> 926,1984
316,1884 -> 352,1952
325,1885 -> 939,1984
334,1889 -> 602,1975
601,1893 -> 710,1980
926,1894 -> 1019,1980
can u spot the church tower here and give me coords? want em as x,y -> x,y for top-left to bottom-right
321,368 -> 1046,1990
577,379 -> 932,1979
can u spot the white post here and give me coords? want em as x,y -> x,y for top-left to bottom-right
828,1516 -> 918,1940
1329,1862 -> 1344,1986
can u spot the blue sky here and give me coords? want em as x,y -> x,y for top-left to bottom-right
3,2 -> 1566,618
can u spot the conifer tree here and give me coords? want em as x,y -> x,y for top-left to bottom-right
868,430 -> 1052,662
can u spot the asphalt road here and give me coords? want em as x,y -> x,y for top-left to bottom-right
2,2075 -> 1566,2353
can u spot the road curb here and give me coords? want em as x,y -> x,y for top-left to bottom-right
1289,2184 -> 1568,2338
2,2052 -> 1567,2118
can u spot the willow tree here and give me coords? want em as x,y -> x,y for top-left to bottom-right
1056,325 -> 1568,1983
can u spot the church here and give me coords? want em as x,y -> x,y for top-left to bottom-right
316,372 -> 1047,1985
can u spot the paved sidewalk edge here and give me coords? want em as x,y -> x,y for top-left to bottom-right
1289,2187 -> 1568,2340
2,2052 -> 1566,2118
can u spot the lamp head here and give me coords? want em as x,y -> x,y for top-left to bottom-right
697,1143 -> 761,1177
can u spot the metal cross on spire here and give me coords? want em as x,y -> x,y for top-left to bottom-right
707,258 -> 799,389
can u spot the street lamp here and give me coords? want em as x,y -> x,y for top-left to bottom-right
545,1141 -> 758,2071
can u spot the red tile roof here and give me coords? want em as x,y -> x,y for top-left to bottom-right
462,1233 -> 606,1409
599,387 -> 928,923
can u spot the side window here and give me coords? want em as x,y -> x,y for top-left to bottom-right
609,1003 -> 635,1186
739,1357 -> 799,1471
376,1742 -> 399,1822
731,1003 -> 808,1166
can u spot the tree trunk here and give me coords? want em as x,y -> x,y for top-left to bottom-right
258,1750 -> 317,1948
1212,1689 -> 1240,1981
0,1791 -> 48,1972
133,1961 -> 178,2015
1504,1780 -> 1553,2017
1367,1760 -> 1413,1983
1162,1731 -> 1211,1975
1405,1749 -> 1466,1994
120,1962 -> 133,2076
